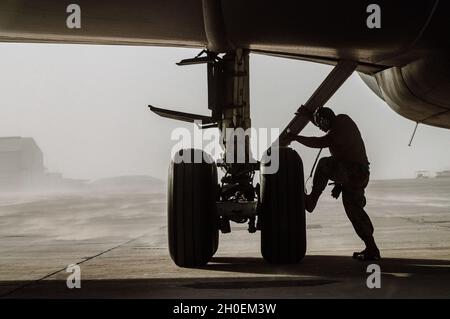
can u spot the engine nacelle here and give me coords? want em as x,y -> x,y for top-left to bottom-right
360,55 -> 450,129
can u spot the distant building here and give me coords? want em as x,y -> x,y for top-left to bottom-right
0,137 -> 45,189
416,170 -> 430,179
436,170 -> 450,179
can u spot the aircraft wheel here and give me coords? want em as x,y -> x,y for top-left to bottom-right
213,229 -> 219,255
168,149 -> 219,267
260,147 -> 307,264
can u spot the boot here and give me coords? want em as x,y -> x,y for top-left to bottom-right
353,237 -> 381,261
353,249 -> 381,261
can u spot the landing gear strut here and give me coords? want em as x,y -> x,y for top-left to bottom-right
150,51 -> 357,267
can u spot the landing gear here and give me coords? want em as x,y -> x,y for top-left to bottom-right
150,50 -> 358,267
260,147 -> 306,264
168,149 -> 219,267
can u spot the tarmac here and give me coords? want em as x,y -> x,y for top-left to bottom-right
1,178 -> 450,298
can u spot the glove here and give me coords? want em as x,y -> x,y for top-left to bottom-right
330,183 -> 342,199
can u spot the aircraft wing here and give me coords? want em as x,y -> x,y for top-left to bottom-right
0,0 -> 206,47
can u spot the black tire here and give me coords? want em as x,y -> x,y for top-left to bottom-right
213,229 -> 219,255
260,147 -> 306,264
168,149 -> 219,267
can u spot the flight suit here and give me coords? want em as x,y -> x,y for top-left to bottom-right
313,156 -> 374,243
297,114 -> 375,244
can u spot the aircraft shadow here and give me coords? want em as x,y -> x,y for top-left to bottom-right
1,255 -> 449,298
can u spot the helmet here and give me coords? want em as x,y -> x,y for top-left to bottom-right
313,107 -> 335,131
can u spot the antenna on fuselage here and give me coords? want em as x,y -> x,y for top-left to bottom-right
408,122 -> 420,147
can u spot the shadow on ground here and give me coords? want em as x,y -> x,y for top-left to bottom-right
208,255 -> 450,277
1,256 -> 450,298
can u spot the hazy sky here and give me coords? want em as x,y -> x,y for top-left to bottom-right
0,43 -> 449,181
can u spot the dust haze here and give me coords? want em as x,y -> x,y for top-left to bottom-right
1,44 -> 450,298
0,43 -> 449,185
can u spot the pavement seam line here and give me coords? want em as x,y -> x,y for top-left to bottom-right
0,232 -> 150,298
